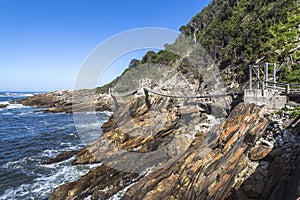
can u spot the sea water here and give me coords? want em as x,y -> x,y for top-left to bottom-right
0,92 -> 110,199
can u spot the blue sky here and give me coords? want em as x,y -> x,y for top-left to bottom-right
0,0 -> 211,92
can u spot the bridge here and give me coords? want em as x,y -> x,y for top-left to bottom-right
109,62 -> 300,110
244,62 -> 300,109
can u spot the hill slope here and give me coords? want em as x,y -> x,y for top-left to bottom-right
98,0 -> 300,93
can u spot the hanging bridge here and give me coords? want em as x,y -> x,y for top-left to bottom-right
109,62 -> 300,109
110,88 -> 242,99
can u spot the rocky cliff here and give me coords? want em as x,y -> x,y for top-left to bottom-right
48,92 -> 299,200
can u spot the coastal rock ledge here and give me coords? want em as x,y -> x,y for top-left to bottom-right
12,90 -> 113,113
49,94 -> 299,200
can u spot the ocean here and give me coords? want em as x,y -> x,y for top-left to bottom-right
0,92 -> 111,200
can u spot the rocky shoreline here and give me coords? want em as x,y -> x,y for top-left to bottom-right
45,91 -> 299,200
11,90 -> 113,113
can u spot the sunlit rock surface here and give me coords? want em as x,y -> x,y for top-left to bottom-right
49,94 -> 299,199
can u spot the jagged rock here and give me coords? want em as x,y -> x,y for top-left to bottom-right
121,103 -> 268,200
49,91 -> 299,200
43,150 -> 80,164
50,164 -> 139,200
0,104 -> 8,108
230,111 -> 300,200
62,99 -> 267,199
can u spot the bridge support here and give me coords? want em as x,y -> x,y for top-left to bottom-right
245,62 -> 289,109
249,65 -> 252,90
244,89 -> 287,109
273,63 -> 277,89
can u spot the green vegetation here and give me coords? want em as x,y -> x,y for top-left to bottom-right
180,0 -> 300,83
273,106 -> 300,118
290,107 -> 300,118
97,0 -> 300,92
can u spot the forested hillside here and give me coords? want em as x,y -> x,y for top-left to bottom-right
98,0 -> 300,93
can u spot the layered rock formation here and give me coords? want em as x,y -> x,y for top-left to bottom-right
12,90 -> 113,113
48,92 -> 299,199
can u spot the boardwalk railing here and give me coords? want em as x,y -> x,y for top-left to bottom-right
263,81 -> 300,94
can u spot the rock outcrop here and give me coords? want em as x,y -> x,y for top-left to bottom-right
0,104 -> 8,108
12,90 -> 113,113
47,91 -> 299,200
227,115 -> 300,200
43,150 -> 80,165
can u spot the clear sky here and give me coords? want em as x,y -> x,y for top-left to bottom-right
0,0 -> 211,92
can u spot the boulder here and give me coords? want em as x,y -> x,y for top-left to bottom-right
249,145 -> 273,161
0,104 -> 8,108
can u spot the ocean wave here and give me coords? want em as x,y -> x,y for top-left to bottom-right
0,162 -> 101,200
7,104 -> 29,109
39,145 -> 83,159
17,111 -> 35,116
0,93 -> 34,98
1,156 -> 37,170
1,112 -> 13,115
75,122 -> 102,129
39,149 -> 59,158
100,110 -> 113,116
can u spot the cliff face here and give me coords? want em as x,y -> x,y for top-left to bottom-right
49,92 -> 299,200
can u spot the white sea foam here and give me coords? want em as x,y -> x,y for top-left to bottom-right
76,122 -> 102,129
84,195 -> 93,200
7,104 -> 28,109
0,162 -> 101,200
100,110 -> 113,115
1,112 -> 13,115
1,156 -> 36,170
59,142 -> 73,147
40,149 -> 59,158
2,92 -> 34,97
17,111 -> 32,116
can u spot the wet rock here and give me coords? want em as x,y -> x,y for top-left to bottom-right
260,161 -> 270,170
0,104 -> 8,108
50,164 -> 139,200
251,182 -> 265,198
242,185 -> 252,193
43,150 -> 80,164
